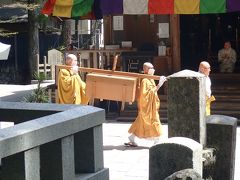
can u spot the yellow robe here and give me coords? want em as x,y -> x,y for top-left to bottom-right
128,78 -> 162,138
206,95 -> 215,116
57,69 -> 89,105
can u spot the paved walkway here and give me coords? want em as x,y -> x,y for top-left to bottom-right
0,83 -> 239,180
0,81 -> 54,102
103,121 -> 240,180
103,121 -> 167,180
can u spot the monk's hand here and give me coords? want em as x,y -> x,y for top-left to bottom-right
156,76 -> 167,91
72,66 -> 79,75
158,76 -> 167,88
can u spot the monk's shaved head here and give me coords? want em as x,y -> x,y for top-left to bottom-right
199,61 -> 211,76
66,54 -> 77,66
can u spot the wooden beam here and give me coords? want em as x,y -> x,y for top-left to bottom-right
56,65 -> 161,81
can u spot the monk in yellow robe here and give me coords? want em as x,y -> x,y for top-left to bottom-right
57,54 -> 89,105
198,61 -> 215,116
125,62 -> 167,147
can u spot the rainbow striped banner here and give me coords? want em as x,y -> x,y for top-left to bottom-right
41,0 -> 240,19
41,0 -> 102,19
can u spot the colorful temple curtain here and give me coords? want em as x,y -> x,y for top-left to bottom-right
41,0 -> 56,16
100,0 -> 123,15
174,0 -> 200,14
200,0 -> 226,14
41,0 -> 101,19
123,0 -> 148,14
148,0 -> 174,14
227,0 -> 240,12
41,0 -> 240,19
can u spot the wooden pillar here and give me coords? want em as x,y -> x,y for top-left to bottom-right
36,54 -> 39,75
170,15 -> 181,72
43,56 -> 47,77
103,16 -> 113,45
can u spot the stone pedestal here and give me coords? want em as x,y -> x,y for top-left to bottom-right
167,70 -> 206,145
149,137 -> 203,180
206,115 -> 237,180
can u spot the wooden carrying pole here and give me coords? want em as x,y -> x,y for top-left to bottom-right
56,64 -> 161,81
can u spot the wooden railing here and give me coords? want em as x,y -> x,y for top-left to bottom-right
37,55 -> 55,79
67,48 -> 137,69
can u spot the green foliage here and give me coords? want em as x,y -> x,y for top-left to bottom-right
35,71 -> 46,83
56,45 -> 67,52
23,72 -> 49,103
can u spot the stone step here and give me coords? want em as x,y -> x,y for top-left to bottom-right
214,95 -> 240,99
211,103 -> 240,110
119,108 -> 240,117
212,86 -> 240,90
119,109 -> 167,116
116,113 -> 240,123
116,112 -> 240,123
116,104 -> 240,122
119,97 -> 240,110
116,116 -> 168,123
211,73 -> 240,82
210,111 -> 240,122
213,91 -> 240,95
123,100 -> 240,109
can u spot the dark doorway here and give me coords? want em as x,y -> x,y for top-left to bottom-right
180,12 -> 240,73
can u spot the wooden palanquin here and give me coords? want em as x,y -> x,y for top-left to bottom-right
55,65 -> 160,109
86,73 -> 138,104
